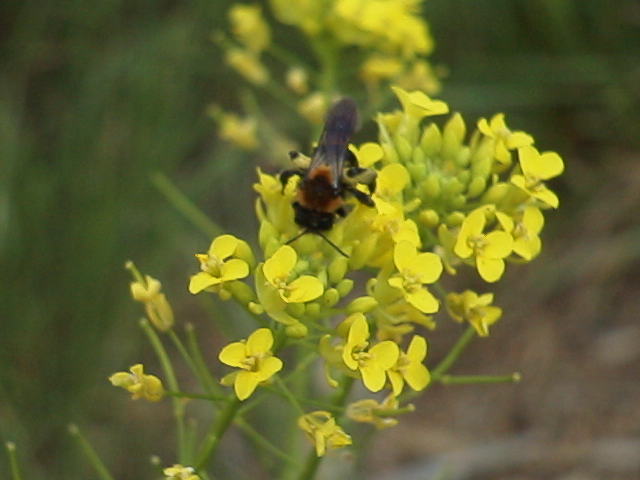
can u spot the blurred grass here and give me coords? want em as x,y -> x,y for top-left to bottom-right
1,0 -> 639,478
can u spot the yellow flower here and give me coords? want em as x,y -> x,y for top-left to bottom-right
298,411 -> 352,457
269,0 -> 323,34
360,55 -> 404,87
454,207 -> 513,282
285,66 -> 309,95
109,364 -> 164,402
330,0 -> 433,58
511,145 -> 564,208
228,4 -> 271,53
297,92 -> 328,125
218,328 -> 283,400
163,464 -> 200,480
391,86 -> 449,122
215,110 -> 259,151
496,207 -> 544,261
446,290 -> 502,337
387,335 -> 430,396
477,113 -> 533,167
388,241 -> 442,313
346,394 -> 403,429
263,245 -> 323,303
130,273 -> 174,331
342,314 -> 399,392
226,48 -> 269,85
396,59 -> 440,95
189,235 -> 251,294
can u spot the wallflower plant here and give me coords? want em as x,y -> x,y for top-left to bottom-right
94,3 -> 565,480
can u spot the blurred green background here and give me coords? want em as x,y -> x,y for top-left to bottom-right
2,1 -> 639,479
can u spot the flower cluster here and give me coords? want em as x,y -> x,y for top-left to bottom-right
212,0 -> 439,151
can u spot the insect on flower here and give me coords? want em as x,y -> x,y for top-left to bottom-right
280,98 -> 377,256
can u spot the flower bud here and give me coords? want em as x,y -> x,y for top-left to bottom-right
336,279 -> 354,297
346,296 -> 378,314
328,257 -> 349,284
286,322 -> 308,338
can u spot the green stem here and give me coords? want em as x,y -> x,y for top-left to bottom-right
431,326 -> 476,380
68,425 -> 115,480
166,391 -> 227,402
140,318 -> 188,463
185,323 -> 222,395
195,397 -> 242,471
151,172 -> 222,238
439,373 -> 521,385
296,376 -> 355,480
274,377 -> 306,415
235,418 -> 300,467
4,442 -> 23,480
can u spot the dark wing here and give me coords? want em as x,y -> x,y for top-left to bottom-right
308,98 -> 359,188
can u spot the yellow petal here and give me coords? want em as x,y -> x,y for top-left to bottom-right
413,252 -> 443,284
393,241 -> 416,272
406,288 -> 439,313
210,234 -> 239,259
378,163 -> 409,195
537,151 -> 564,179
513,235 -> 541,261
506,131 -> 533,149
483,231 -> 513,259
533,187 -> 559,209
391,86 -> 449,120
369,341 -> 400,370
256,356 -> 283,381
387,370 -> 404,396
218,341 -> 247,367
263,245 -> 296,283
234,371 -> 259,400
404,362 -> 430,391
360,364 -> 387,392
476,257 -> 505,283
477,118 -> 494,137
347,315 -> 369,347
246,328 -> 273,355
355,142 -> 383,167
523,206 -> 544,234
285,275 -> 324,303
407,335 -> 427,362
221,258 -> 250,281
188,272 -> 220,294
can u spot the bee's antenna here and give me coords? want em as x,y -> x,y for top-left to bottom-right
285,230 -> 350,258
285,229 -> 310,246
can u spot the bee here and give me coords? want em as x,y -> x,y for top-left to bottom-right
280,98 -> 377,256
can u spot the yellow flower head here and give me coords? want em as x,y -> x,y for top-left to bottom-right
215,110 -> 259,151
454,207 -> 513,282
286,67 -> 309,95
109,364 -> 164,402
388,241 -> 442,313
297,92 -> 328,125
219,328 -> 283,400
263,245 -> 324,303
446,290 -> 502,337
511,145 -> 564,208
297,411 -> 352,457
130,273 -> 174,331
477,113 -> 533,167
226,48 -> 269,85
229,4 -> 271,53
387,335 -> 431,396
163,464 -> 200,480
189,234 -> 251,294
330,0 -> 433,58
346,393 -> 404,429
349,142 -> 384,168
342,314 -> 399,392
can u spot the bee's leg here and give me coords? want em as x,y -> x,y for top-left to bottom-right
346,186 -> 375,207
279,169 -> 304,192
344,149 -> 359,168
336,207 -> 347,217
344,167 -> 377,195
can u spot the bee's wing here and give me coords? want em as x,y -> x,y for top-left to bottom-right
308,98 -> 358,188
